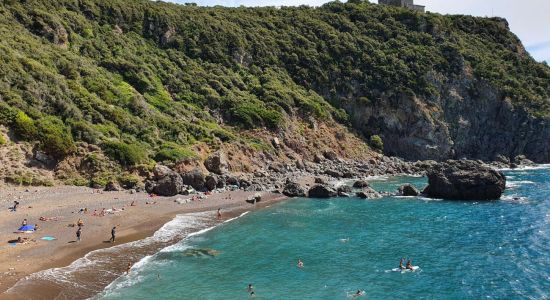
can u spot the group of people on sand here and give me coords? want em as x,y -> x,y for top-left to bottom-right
399,258 -> 415,271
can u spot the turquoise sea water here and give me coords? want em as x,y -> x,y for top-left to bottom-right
98,168 -> 550,299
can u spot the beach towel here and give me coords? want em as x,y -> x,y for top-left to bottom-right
41,236 -> 57,241
18,225 -> 35,232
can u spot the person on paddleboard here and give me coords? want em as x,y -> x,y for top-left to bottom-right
399,258 -> 405,270
406,259 -> 414,270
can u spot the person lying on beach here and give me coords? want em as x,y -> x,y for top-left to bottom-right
39,216 -> 59,221
130,201 -> 137,206
16,237 -> 29,244
77,219 -> 84,227
34,224 -> 40,231
145,201 -> 157,205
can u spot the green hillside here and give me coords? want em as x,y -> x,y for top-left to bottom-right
0,0 -> 549,168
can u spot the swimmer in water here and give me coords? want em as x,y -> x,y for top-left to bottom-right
247,284 -> 253,293
297,259 -> 304,268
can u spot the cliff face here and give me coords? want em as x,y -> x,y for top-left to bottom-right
346,70 -> 550,162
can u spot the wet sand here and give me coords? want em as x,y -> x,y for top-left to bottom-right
0,186 -> 287,299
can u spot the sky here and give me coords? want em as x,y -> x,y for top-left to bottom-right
169,0 -> 550,63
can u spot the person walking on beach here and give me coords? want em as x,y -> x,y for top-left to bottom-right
126,262 -> 132,274
217,208 -> 222,220
110,226 -> 117,243
12,201 -> 19,212
76,227 -> 82,242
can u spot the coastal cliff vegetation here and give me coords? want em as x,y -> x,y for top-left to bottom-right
0,0 -> 549,185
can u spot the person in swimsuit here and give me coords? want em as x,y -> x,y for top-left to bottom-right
297,259 -> 304,268
399,258 -> 405,270
406,259 -> 413,270
217,208 -> 222,220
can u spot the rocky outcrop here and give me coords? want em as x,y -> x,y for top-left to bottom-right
337,185 -> 352,197
204,151 -> 228,175
204,175 -> 218,191
308,184 -> 337,198
343,72 -> 550,163
352,180 -> 369,188
423,160 -> 506,200
181,169 -> 206,190
356,187 -> 382,199
104,181 -> 121,191
282,181 -> 306,197
153,173 -> 184,196
398,184 -> 420,196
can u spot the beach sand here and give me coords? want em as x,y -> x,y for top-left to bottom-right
0,186 -> 287,299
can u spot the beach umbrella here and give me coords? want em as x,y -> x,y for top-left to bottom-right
17,225 -> 35,232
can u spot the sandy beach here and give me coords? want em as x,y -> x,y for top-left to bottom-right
0,186 -> 287,299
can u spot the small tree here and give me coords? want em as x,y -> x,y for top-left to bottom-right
369,135 -> 384,152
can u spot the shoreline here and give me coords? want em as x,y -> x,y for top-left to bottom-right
0,186 -> 288,299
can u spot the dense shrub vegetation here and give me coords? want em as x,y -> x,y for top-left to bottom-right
0,0 -> 548,162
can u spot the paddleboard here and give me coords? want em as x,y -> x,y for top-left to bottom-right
391,266 -> 420,272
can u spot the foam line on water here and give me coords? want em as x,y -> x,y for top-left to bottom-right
97,208 -> 254,298
7,212 -> 212,296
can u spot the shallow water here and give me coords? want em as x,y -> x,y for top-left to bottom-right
96,169 -> 550,299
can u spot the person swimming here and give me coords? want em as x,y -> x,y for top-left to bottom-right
297,259 -> 304,268
247,284 -> 253,293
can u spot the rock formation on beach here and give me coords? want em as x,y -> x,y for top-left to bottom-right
423,160 -> 506,200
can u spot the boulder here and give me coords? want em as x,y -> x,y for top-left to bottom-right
204,175 -> 218,191
226,176 -> 239,186
398,184 -> 420,196
423,160 -> 506,200
153,165 -> 173,180
314,177 -> 327,184
308,184 -> 337,198
153,173 -> 184,196
323,150 -> 338,161
352,180 -> 369,188
324,169 -> 343,178
104,181 -> 121,192
313,153 -> 325,163
356,187 -> 382,199
144,180 -> 156,194
282,181 -> 306,197
181,169 -> 206,190
337,185 -> 352,197
204,151 -> 228,175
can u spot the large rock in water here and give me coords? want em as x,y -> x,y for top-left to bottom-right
356,187 -> 382,199
398,184 -> 420,196
204,151 -> 228,175
423,160 -> 506,200
308,184 -> 337,198
282,181 -> 306,197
